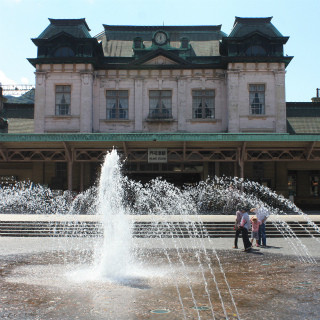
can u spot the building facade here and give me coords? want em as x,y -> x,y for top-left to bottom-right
29,18 -> 290,135
0,17 -> 320,210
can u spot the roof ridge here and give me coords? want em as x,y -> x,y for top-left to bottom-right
234,17 -> 273,26
48,18 -> 90,31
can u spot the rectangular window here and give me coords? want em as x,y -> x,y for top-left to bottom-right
106,90 -> 128,120
192,90 -> 215,119
55,85 -> 71,116
249,84 -> 265,115
149,90 -> 172,119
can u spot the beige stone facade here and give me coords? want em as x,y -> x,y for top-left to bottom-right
33,62 -> 287,135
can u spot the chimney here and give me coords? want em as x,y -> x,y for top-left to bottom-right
311,88 -> 320,103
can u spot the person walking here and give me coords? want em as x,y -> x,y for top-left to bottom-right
233,209 -> 243,249
239,207 -> 252,252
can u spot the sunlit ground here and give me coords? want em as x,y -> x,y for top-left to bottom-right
0,238 -> 319,320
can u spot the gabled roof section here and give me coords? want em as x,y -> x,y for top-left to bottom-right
98,25 -> 226,58
229,17 -> 284,38
38,18 -> 92,39
130,48 -> 189,66
101,25 -> 225,39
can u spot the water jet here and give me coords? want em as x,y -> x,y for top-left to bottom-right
0,150 -> 319,319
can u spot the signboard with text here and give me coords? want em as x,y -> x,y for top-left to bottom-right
148,148 -> 167,163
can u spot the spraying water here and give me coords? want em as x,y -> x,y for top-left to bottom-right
93,149 -> 133,280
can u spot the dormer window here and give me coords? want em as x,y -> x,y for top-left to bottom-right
54,46 -> 75,57
180,37 -> 189,49
246,45 -> 266,56
133,37 -> 144,49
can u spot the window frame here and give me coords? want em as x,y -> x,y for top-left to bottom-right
106,90 -> 129,120
192,89 -> 215,120
148,90 -> 172,119
55,85 -> 71,116
249,84 -> 265,115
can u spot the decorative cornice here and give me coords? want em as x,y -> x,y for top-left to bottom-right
1,133 -> 320,143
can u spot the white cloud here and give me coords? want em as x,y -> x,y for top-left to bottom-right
0,70 -> 16,86
20,77 -> 30,84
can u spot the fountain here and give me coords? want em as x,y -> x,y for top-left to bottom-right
0,150 -> 319,319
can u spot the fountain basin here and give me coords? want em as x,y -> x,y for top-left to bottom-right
0,237 -> 319,320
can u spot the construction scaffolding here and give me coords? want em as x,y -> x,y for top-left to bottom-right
0,84 -> 35,96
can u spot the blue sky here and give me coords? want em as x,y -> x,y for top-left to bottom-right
0,0 -> 319,101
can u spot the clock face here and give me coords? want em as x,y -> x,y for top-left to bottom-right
154,31 -> 167,45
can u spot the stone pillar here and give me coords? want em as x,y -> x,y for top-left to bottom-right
215,162 -> 220,177
227,68 -> 240,132
275,162 -> 288,196
80,71 -> 94,133
203,162 -> 209,180
134,78 -> 143,131
32,163 -> 44,184
34,71 -> 46,133
67,160 -> 73,191
177,77 -> 186,131
274,68 -> 286,133
80,162 -> 84,192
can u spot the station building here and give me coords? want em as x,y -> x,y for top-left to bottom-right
0,17 -> 320,209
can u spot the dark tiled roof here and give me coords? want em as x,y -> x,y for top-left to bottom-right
98,25 -> 227,58
287,118 -> 320,134
38,18 -> 91,39
286,102 -> 320,134
102,25 -> 226,41
229,17 -> 284,38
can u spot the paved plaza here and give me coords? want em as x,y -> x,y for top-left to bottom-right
0,214 -> 319,319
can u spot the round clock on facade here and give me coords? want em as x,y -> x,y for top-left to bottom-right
154,31 -> 167,45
